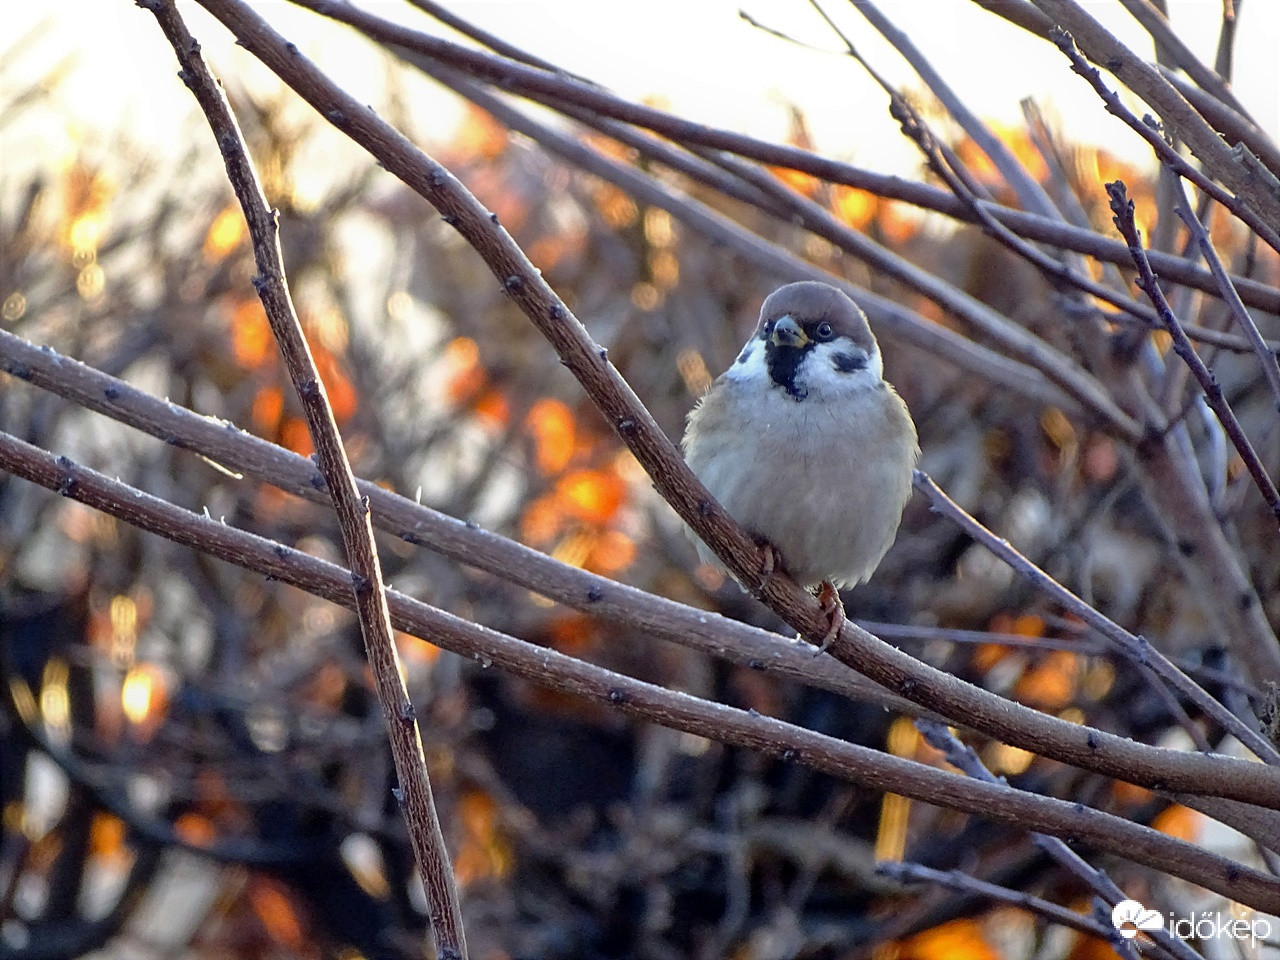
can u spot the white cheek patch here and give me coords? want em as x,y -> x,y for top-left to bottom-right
806,343 -> 883,396
725,340 -> 768,383
830,344 -> 881,382
867,348 -> 884,382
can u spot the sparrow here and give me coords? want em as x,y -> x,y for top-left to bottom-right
682,281 -> 919,648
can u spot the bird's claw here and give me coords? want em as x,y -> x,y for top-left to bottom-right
757,541 -> 778,583
815,580 -> 845,654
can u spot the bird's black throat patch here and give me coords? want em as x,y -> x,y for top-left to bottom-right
764,341 -> 812,401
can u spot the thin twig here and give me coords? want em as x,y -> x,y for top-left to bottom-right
1047,24 -> 1280,254
967,0 -> 1054,35
834,0 -> 1060,218
913,468 -> 1280,764
877,861 -> 1159,957
1022,97 -> 1132,297
1172,184 -> 1280,411
411,59 -> 1077,413
1107,180 -> 1280,531
1136,423 -> 1280,678
279,0 -> 1280,317
750,3 -> 989,201
861,620 -> 1104,656
1100,306 -> 1280,355
1160,67 -> 1280,183
137,1 -> 467,953
1169,793 -> 1280,857
2,432 -> 1277,913
968,0 -> 1280,181
402,0 -> 592,83
916,720 -> 1201,960
1033,0 -> 1280,236
416,33 -> 1278,377
886,89 -> 1179,355
1117,0 -> 1250,121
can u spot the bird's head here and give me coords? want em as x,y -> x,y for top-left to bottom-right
729,281 -> 882,402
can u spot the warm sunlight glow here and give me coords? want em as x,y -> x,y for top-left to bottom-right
40,657 -> 71,744
896,918 -> 1001,960
454,789 -> 512,887
555,468 -> 626,523
526,398 -> 576,475
585,529 -> 635,575
121,664 -> 154,726
174,812 -> 217,847
230,297 -> 274,369
1152,804 -> 1201,842
250,877 -> 306,949
202,205 -> 246,260
109,593 -> 138,664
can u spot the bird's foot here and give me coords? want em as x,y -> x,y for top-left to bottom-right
815,580 -> 845,654
756,541 -> 779,584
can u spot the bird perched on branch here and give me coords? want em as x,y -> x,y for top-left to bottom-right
682,281 -> 919,649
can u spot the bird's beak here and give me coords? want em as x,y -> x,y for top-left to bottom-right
770,315 -> 809,349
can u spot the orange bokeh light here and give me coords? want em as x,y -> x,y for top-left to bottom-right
526,398 -> 576,475
230,298 -> 274,370
896,918 -> 1001,960
1152,804 -> 1201,842
555,468 -> 626,524
1015,650 -> 1080,711
203,205 -> 247,261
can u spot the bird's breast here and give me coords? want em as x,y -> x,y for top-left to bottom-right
684,379 -> 918,588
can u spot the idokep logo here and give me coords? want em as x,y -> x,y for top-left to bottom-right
1111,900 -> 1163,939
1111,898 -> 1274,949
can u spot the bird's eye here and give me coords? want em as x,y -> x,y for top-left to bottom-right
814,322 -> 834,340
762,320 -> 776,337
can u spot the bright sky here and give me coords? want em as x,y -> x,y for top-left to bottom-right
5,1 -> 1279,194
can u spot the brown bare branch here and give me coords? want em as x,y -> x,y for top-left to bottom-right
1035,1 -> 1280,248
282,0 -> 1280,317
2,432 -> 1277,913
137,1 -> 467,952
1107,180 -> 1280,531
168,0 -> 1280,811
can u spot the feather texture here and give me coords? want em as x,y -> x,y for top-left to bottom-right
682,283 -> 918,589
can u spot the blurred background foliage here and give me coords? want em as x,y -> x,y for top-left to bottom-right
1,11 -> 1278,960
